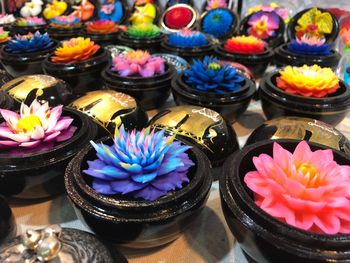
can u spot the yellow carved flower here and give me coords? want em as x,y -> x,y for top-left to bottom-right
129,3 -> 156,25
295,8 -> 333,39
276,65 -> 339,98
51,37 -> 100,64
43,0 -> 68,20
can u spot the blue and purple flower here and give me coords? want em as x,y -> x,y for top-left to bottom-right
185,56 -> 245,93
5,31 -> 55,53
202,8 -> 234,38
287,35 -> 331,56
98,0 -> 123,23
84,126 -> 194,201
168,29 -> 209,47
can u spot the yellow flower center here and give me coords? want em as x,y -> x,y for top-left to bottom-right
297,162 -> 321,187
208,62 -> 221,70
17,115 -> 42,133
255,19 -> 268,32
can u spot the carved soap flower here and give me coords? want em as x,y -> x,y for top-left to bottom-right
99,0 -> 123,22
126,23 -> 161,39
287,35 -> 331,56
51,37 -> 100,64
295,8 -> 333,39
276,65 -> 340,98
5,31 -> 55,53
224,35 -> 265,54
244,141 -> 350,235
206,0 -> 228,11
43,0 -> 68,20
0,99 -> 76,149
84,126 -> 194,201
130,1 -> 156,25
0,14 -> 16,25
247,11 -> 280,39
164,5 -> 194,30
185,56 -> 245,93
202,8 -> 234,38
112,50 -> 165,77
0,27 -> 10,43
50,15 -> 82,28
248,2 -> 289,23
71,0 -> 95,21
20,0 -> 44,18
86,20 -> 126,34
168,29 -> 209,47
16,17 -> 46,26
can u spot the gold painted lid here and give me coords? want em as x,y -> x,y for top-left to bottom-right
70,90 -> 137,130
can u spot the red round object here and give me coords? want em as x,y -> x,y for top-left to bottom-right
164,7 -> 193,29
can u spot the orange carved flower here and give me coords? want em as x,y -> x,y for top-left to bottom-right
86,20 -> 126,34
51,37 -> 100,64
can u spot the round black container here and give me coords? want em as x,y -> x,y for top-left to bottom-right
1,74 -> 73,107
274,43 -> 341,70
215,44 -> 274,78
161,39 -> 214,63
0,41 -> 58,77
239,11 -> 285,48
0,195 -> 16,243
171,73 -> 256,123
259,72 -> 350,126
65,137 -> 212,248
0,108 -> 98,200
287,8 -> 339,43
42,48 -> 109,98
10,23 -> 47,35
47,25 -> 83,41
0,90 -> 14,110
220,139 -> 350,263
245,116 -> 350,154
70,90 -> 148,137
83,29 -> 120,47
117,31 -> 165,53
101,62 -> 175,110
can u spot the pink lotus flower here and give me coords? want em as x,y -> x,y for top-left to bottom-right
0,100 -> 76,149
112,50 -> 165,77
297,34 -> 326,46
248,11 -> 279,39
244,141 -> 350,235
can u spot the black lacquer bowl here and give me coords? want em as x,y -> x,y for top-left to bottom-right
65,137 -> 212,248
220,139 -> 350,263
117,31 -> 165,53
274,43 -> 341,70
42,48 -> 109,98
214,44 -> 274,78
10,24 -> 47,35
102,62 -> 175,110
47,25 -> 83,41
0,195 -> 16,243
0,41 -> 58,77
83,29 -> 120,47
259,72 -> 350,126
239,11 -> 285,49
0,90 -> 14,110
0,108 -> 98,200
171,73 -> 256,123
161,39 -> 214,63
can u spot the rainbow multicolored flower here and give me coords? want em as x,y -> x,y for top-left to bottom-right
84,126 -> 194,201
126,23 -> 161,39
112,50 -> 165,77
276,65 -> 339,98
0,99 -> 76,149
224,35 -> 265,54
245,141 -> 350,235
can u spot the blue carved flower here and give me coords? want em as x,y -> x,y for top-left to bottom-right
84,126 -> 194,201
168,29 -> 209,48
185,56 -> 245,93
286,35 -> 332,56
202,8 -> 234,38
98,0 -> 123,23
5,31 -> 55,53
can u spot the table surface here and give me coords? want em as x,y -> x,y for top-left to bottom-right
10,97 -> 350,263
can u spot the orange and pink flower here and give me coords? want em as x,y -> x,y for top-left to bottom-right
245,141 -> 350,235
224,35 -> 265,54
86,20 -> 126,34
